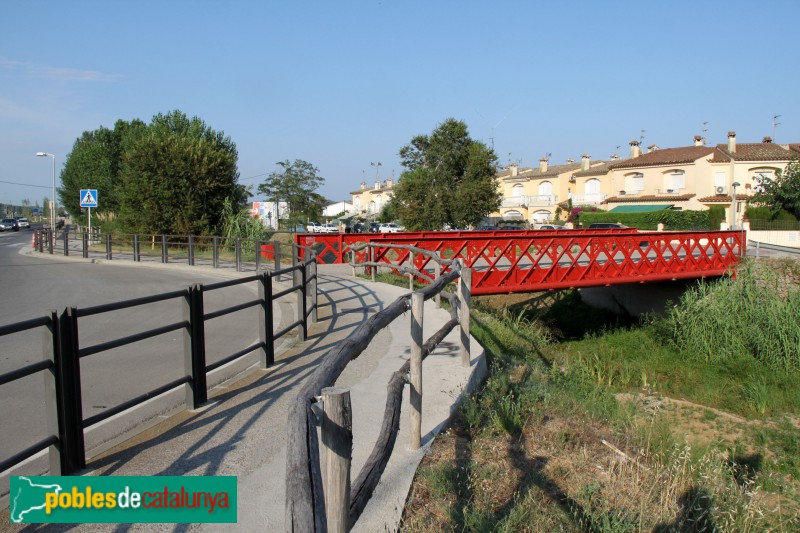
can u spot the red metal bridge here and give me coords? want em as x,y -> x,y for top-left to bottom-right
294,229 -> 744,296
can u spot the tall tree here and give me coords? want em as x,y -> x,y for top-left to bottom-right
393,118 -> 500,230
60,119 -> 146,220
752,158 -> 800,219
118,111 -> 242,235
258,160 -> 327,226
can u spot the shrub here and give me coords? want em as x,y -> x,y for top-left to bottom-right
578,208 -> 724,230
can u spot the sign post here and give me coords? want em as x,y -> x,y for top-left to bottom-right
79,189 -> 98,241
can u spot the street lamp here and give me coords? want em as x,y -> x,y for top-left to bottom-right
36,152 -> 56,231
731,181 -> 741,229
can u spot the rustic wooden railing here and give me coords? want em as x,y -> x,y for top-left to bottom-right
285,245 -> 472,532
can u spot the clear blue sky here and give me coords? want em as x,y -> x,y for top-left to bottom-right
2,0 -> 798,208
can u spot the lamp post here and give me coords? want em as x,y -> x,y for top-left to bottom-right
731,181 -> 740,229
36,152 -> 56,231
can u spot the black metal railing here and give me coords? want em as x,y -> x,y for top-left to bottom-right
33,227 -> 297,274
0,254 -> 317,477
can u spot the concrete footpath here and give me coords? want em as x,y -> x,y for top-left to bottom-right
4,263 -> 486,532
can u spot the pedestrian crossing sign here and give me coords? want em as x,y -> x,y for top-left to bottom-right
80,189 -> 98,207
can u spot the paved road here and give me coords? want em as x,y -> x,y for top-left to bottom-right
0,230 -> 288,471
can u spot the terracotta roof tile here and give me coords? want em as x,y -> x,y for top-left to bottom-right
500,162 -> 583,180
608,146 -> 715,170
697,193 -> 755,202
573,159 -> 627,177
603,193 -> 695,204
710,143 -> 797,163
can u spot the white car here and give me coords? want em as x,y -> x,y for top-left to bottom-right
318,223 -> 338,233
15,217 -> 30,229
306,222 -> 322,233
379,223 -> 402,233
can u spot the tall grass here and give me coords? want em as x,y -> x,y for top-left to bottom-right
657,260 -> 800,369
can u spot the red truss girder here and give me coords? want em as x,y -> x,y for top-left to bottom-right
294,230 -> 744,295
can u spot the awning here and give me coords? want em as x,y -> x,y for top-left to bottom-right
609,204 -> 673,213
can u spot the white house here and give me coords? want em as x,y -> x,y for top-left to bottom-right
323,201 -> 353,218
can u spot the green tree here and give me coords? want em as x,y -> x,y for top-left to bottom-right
392,118 -> 500,230
257,160 -> 327,227
60,119 -> 146,221
752,158 -> 800,219
118,111 -> 243,235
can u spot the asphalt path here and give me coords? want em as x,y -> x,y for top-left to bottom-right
0,228 -> 282,469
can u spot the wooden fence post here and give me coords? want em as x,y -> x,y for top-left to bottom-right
433,260 -> 441,308
293,243 -> 306,341
408,251 -> 414,291
459,265 -> 472,368
370,245 -> 376,282
321,387 -> 352,533
310,258 -> 318,323
410,292 -> 424,449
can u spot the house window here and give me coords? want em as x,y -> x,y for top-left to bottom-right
538,181 -> 553,196
503,210 -> 523,220
354,197 -> 362,212
585,179 -> 600,194
624,173 -> 644,193
367,201 -> 376,214
512,184 -> 524,197
532,210 -> 550,223
662,170 -> 685,192
752,170 -> 774,193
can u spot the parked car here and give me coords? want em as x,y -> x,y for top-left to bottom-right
1,218 -> 20,231
499,225 -> 525,231
379,223 -> 401,233
15,217 -> 30,229
538,224 -> 567,230
368,222 -> 381,233
306,221 -> 322,233
588,223 -> 628,229
475,225 -> 497,231
318,223 -> 338,233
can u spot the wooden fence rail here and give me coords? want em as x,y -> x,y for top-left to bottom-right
285,246 -> 470,532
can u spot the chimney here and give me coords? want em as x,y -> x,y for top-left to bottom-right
728,131 -> 736,153
629,140 -> 641,158
509,163 -> 518,177
647,144 -> 659,152
539,157 -> 549,173
360,181 -> 366,190
694,135 -> 703,147
610,154 -> 620,161
375,180 -> 380,190
763,136 -> 773,143
386,177 -> 393,187
566,158 -> 575,164
581,154 -> 591,171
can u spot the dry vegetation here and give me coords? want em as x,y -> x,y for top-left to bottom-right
400,257 -> 800,532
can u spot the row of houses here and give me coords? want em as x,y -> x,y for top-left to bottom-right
496,132 -> 799,225
347,132 -> 799,226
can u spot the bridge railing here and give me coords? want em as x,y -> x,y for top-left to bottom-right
297,229 -> 744,295
0,254 -> 317,479
285,247 -> 471,532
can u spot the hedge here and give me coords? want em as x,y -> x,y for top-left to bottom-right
576,206 -> 726,230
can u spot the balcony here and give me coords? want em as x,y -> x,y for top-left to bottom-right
570,192 -> 607,205
501,194 -> 558,208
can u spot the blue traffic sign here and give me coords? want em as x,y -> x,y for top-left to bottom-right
80,189 -> 98,207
